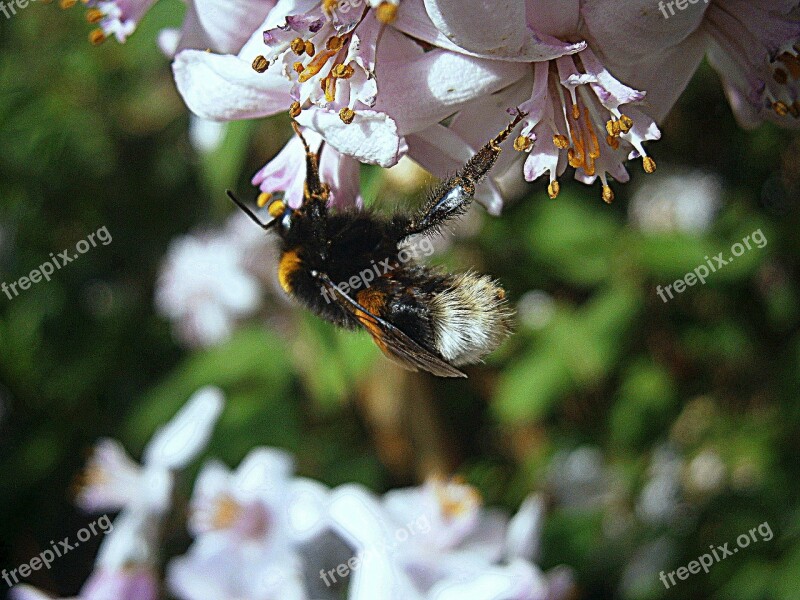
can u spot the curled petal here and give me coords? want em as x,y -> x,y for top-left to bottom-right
296,108 -> 407,167
176,0 -> 277,55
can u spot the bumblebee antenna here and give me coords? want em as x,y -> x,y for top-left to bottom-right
226,190 -> 276,230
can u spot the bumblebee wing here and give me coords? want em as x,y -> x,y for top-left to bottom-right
315,272 -> 466,378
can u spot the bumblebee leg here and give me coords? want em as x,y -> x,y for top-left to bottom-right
291,121 -> 330,206
401,109 -> 527,237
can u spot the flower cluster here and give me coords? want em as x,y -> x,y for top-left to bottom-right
12,389 -> 572,600
63,0 -> 800,209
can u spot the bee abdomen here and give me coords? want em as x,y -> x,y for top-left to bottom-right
429,272 -> 513,366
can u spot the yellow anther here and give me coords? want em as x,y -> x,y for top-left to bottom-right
304,41 -> 315,57
85,8 -> 104,22
553,134 -> 570,149
322,0 -> 337,14
567,147 -> 582,168
602,185 -> 615,204
268,200 -> 286,218
514,135 -> 532,152
326,36 -> 345,51
290,37 -> 306,55
643,156 -> 657,174
331,63 -> 354,79
606,134 -> 620,150
376,1 -> 398,23
773,101 -> 790,117
619,114 -> 633,133
606,119 -> 621,137
59,0 -> 76,8
257,192 -> 273,208
88,29 -> 106,45
293,61 -> 305,74
571,104 -> 580,120
547,180 -> 560,199
289,101 -> 302,118
339,107 -> 356,124
252,55 -> 270,73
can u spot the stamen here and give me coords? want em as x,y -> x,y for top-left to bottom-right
298,49 -> 339,83
331,63 -> 354,79
322,0 -> 337,14
326,36 -> 345,52
602,185 -> 614,204
89,29 -> 106,45
252,55 -> 270,73
289,101 -> 302,118
606,134 -> 620,150
606,119 -> 621,138
514,135 -> 532,151
376,1 -> 398,24
642,156 -> 657,174
324,75 -> 336,102
268,200 -> 286,217
571,103 -> 580,120
257,192 -> 273,208
290,37 -> 306,55
585,108 -> 601,160
85,8 -> 103,22
553,134 -> 569,149
339,107 -> 355,124
618,114 -> 633,133
304,41 -> 316,57
773,101 -> 790,117
59,0 -> 76,8
293,61 -> 305,74
548,180 -> 560,199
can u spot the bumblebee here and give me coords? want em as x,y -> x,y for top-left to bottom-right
228,111 -> 525,377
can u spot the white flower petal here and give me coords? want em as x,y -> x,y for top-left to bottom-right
143,386 -> 224,469
173,50 -> 292,122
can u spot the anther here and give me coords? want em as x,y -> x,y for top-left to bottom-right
602,185 -> 614,204
59,0 -> 76,8
326,36 -> 344,51
293,62 -> 305,74
322,0 -> 337,14
291,37 -> 306,55
606,134 -> 620,150
252,55 -> 270,73
572,104 -> 580,120
289,101 -> 302,118
331,63 -> 354,79
548,180 -> 560,199
85,8 -> 104,22
553,134 -> 569,149
257,192 -> 273,208
339,107 -> 355,124
514,135 -> 532,152
773,101 -> 790,117
642,156 -> 657,174
304,41 -> 315,57
619,114 -> 633,133
376,1 -> 398,23
89,29 -> 106,45
268,200 -> 286,218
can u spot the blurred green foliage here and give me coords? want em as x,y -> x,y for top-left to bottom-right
1,4 -> 799,600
